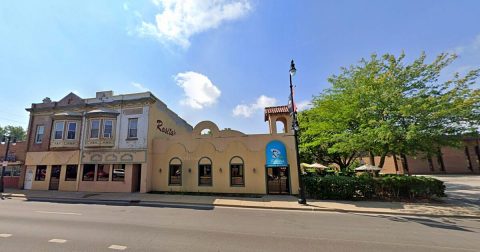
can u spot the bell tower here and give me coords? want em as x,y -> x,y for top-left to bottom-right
264,105 -> 292,134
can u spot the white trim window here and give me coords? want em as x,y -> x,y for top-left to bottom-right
103,120 -> 113,138
90,119 -> 100,139
66,122 -> 77,140
54,121 -> 64,140
127,118 -> 138,138
35,125 -> 45,143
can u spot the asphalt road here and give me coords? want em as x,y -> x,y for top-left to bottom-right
0,198 -> 479,252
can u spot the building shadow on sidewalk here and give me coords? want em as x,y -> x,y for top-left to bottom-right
356,213 -> 477,233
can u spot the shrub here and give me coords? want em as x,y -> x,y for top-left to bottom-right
303,174 -> 445,201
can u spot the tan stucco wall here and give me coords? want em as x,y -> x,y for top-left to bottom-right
151,121 -> 299,195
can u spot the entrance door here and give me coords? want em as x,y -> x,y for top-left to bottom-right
24,168 -> 33,190
266,166 -> 289,194
131,164 -> 141,192
49,165 -> 61,190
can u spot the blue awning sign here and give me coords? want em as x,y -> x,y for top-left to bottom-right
265,140 -> 288,167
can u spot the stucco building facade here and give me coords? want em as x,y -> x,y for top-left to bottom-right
22,91 -> 299,195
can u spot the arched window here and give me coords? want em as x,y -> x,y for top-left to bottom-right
169,158 -> 182,186
230,156 -> 244,186
276,117 -> 287,133
198,157 -> 212,186
200,128 -> 212,135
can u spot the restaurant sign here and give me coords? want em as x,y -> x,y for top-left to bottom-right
157,120 -> 176,136
265,140 -> 288,167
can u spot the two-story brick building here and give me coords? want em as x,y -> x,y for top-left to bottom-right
24,91 -> 191,193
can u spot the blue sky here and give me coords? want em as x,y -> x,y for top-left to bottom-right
1,0 -> 479,133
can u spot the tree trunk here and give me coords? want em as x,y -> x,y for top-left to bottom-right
427,155 -> 434,172
369,152 -> 375,166
378,153 -> 387,168
437,147 -> 446,172
392,153 -> 399,173
400,153 -> 410,175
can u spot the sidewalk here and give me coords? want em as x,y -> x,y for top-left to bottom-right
2,189 -> 480,218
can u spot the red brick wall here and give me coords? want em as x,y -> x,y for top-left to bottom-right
27,114 -> 53,152
363,138 -> 480,174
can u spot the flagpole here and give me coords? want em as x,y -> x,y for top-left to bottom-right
289,60 -> 307,205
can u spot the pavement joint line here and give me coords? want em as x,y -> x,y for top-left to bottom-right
48,239 -> 67,243
0,234 -> 12,238
108,245 -> 127,250
35,210 -> 82,215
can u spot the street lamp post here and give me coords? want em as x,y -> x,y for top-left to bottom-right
0,135 -> 16,193
289,60 -> 307,205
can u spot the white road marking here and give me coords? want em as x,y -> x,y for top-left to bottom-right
35,211 -> 82,216
108,244 -> 127,250
48,239 -> 67,243
0,234 -> 12,238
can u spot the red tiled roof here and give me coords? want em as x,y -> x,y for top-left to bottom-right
264,105 -> 289,121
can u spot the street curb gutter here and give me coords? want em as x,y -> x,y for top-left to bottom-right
4,194 -> 480,219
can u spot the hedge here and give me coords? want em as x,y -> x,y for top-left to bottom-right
303,174 -> 445,201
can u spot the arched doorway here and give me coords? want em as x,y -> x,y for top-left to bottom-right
265,140 -> 290,194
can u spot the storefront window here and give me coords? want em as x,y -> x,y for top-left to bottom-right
35,165 -> 47,181
82,164 -> 95,181
97,164 -> 110,181
2,167 -> 12,177
11,167 -> 21,177
169,158 -> 182,186
230,156 -> 244,186
65,165 -> 78,181
112,164 -> 125,181
198,157 -> 212,186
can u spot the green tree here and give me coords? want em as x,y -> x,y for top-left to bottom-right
0,125 -> 27,141
299,52 -> 480,171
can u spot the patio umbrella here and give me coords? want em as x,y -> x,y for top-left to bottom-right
301,163 -> 328,170
354,164 -> 382,172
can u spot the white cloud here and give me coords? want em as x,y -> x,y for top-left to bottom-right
131,82 -> 149,92
449,34 -> 480,75
136,0 -> 252,48
175,71 -> 221,109
296,100 -> 312,111
123,2 -> 129,11
232,95 -> 277,118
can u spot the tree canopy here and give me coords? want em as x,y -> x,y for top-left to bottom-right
0,125 -> 27,141
299,52 -> 480,171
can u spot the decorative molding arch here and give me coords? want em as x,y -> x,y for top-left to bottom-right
91,154 -> 102,162
120,153 -> 134,161
230,156 -> 244,165
198,156 -> 213,165
192,121 -> 220,137
169,157 -> 182,166
105,154 -> 117,162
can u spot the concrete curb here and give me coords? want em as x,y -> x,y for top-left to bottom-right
4,193 -> 480,219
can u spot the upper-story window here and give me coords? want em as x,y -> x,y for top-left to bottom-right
35,125 -> 45,143
90,119 -> 100,139
103,120 -> 113,138
66,122 -> 77,140
128,118 -> 138,138
54,121 -> 64,140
